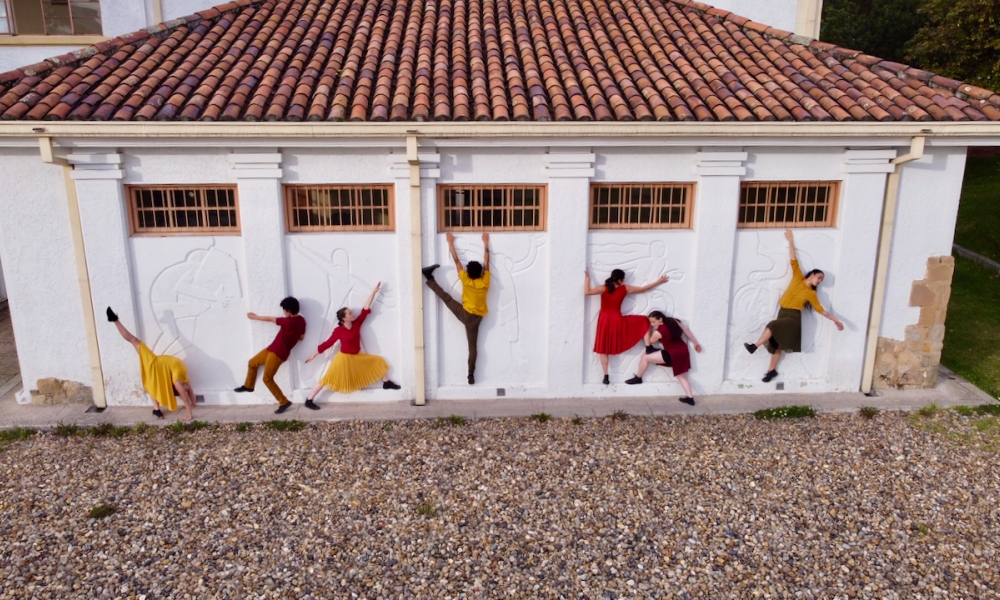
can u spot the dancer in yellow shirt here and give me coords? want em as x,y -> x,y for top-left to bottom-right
744,230 -> 844,382
107,307 -> 196,421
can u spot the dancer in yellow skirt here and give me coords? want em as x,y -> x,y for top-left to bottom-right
107,307 -> 196,421
303,282 -> 401,409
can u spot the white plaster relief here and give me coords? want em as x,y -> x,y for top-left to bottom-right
435,234 -> 548,388
585,234 -> 693,383
725,231 -> 836,384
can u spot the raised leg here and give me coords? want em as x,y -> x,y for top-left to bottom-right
426,278 -> 467,321
243,348 -> 270,390
754,327 -> 773,348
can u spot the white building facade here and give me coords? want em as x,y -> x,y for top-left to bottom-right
0,128 -> 975,406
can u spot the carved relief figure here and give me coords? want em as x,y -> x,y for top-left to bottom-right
149,243 -> 243,356
743,230 -> 845,382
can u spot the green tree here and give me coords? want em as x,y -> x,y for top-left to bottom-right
906,0 -> 1000,90
820,0 -> 928,63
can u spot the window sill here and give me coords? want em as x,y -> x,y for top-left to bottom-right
0,35 -> 108,46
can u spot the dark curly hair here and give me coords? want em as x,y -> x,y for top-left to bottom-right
467,261 -> 484,279
280,297 -> 300,315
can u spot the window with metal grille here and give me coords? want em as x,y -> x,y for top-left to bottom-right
1,0 -> 102,35
438,185 -> 546,231
589,183 -> 693,229
128,186 -> 239,235
285,185 -> 394,232
738,181 -> 839,228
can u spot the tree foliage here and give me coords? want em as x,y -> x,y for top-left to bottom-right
820,0 -> 928,63
905,0 -> 1000,91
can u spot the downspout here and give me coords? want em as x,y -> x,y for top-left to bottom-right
38,136 -> 107,408
860,136 -> 925,394
407,133 -> 427,406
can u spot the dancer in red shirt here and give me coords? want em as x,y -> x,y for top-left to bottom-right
302,282 -> 400,409
234,297 -> 306,414
585,268 -> 669,384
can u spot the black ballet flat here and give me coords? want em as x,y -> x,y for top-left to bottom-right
762,370 -> 778,383
152,409 -> 164,419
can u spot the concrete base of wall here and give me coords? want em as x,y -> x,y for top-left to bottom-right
874,256 -> 954,390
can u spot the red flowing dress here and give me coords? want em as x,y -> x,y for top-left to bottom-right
657,320 -> 691,376
593,285 -> 649,355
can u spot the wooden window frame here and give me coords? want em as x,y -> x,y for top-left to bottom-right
4,0 -> 103,36
127,185 -> 241,237
284,184 -> 395,233
738,181 -> 840,229
589,182 -> 694,230
437,184 -> 547,232
0,0 -> 12,35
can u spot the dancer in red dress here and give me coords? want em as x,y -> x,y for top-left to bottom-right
625,311 -> 703,406
585,268 -> 669,384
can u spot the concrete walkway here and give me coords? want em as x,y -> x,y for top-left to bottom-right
0,365 -> 994,429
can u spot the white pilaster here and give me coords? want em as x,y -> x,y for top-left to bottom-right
229,150 -> 293,399
545,149 -> 595,389
691,150 -> 747,392
832,149 -> 896,389
389,149 -> 441,399
69,152 -> 139,406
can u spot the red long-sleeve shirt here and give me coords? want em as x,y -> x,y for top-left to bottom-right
317,308 -> 370,355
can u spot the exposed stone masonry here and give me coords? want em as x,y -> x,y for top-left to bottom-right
30,378 -> 93,405
874,256 -> 954,389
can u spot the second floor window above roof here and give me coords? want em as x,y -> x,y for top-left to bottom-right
0,0 -> 102,36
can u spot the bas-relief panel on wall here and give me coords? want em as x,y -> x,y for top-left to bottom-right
436,235 -> 547,387
131,239 -> 250,397
725,231 -> 836,382
585,236 -> 690,383
286,237 -> 400,395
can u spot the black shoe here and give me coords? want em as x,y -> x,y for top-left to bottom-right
421,264 -> 440,281
275,402 -> 292,414
234,386 -> 253,393
468,374 -> 475,385
744,342 -> 757,355
645,345 -> 658,354
679,397 -> 695,406
106,307 -> 119,322
602,374 -> 610,385
762,370 -> 778,383
383,380 -> 401,390
625,376 -> 643,385
304,399 -> 320,410
152,409 -> 164,419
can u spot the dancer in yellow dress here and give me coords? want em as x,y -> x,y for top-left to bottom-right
303,282 -> 400,408
107,307 -> 196,421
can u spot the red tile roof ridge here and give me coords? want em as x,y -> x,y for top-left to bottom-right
0,0 -> 266,85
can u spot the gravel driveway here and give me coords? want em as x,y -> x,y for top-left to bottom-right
1,412 -> 998,599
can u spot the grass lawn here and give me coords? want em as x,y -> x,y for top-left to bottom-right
953,156 -> 1000,262
942,255 -> 1000,399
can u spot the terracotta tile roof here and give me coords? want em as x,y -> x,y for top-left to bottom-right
1,0 -> 998,122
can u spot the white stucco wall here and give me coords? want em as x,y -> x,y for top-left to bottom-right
707,0 -> 799,33
0,149 -> 91,390
879,147 -> 967,340
0,139 -> 969,405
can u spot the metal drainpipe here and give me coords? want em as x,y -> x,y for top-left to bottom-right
860,136 -> 926,394
407,133 -> 427,406
38,136 -> 107,408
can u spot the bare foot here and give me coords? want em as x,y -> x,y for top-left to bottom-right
181,414 -> 193,422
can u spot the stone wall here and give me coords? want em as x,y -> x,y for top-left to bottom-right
30,378 -> 93,406
874,256 -> 954,389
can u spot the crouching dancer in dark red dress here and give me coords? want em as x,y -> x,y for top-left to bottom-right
625,310 -> 702,405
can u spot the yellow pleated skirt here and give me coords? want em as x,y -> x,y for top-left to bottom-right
319,352 -> 389,394
139,343 -> 188,411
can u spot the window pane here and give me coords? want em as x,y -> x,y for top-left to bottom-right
71,0 -> 102,34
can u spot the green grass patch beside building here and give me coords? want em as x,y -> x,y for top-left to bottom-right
953,157 -> 1000,262
942,255 -> 1000,399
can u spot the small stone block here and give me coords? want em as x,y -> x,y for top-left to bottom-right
909,282 -> 935,307
36,378 -> 62,395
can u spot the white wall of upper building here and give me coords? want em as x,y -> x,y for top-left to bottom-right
0,138 -> 967,404
0,0 -> 212,73
1,0 -> 826,74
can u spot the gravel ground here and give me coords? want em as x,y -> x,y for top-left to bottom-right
1,411 -> 999,599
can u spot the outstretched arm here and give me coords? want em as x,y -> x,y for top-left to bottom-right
584,271 -> 606,296
821,310 -> 845,331
678,321 -> 703,353
482,233 -> 490,272
364,282 -> 382,310
446,232 -> 463,273
247,312 -> 278,323
785,229 -> 797,262
625,275 -> 668,294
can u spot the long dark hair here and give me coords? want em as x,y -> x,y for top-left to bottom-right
336,307 -> 349,325
604,269 -> 626,293
804,269 -> 824,291
649,310 -> 684,340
